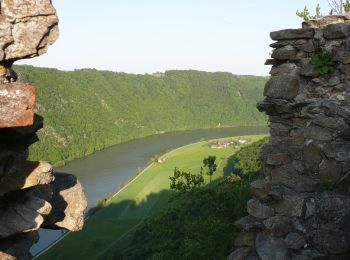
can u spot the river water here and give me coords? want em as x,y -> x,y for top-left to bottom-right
32,126 -> 268,256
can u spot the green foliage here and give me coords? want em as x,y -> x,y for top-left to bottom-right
202,155 -> 217,182
169,167 -> 204,192
233,137 -> 267,181
345,0 -> 350,12
115,177 -> 252,260
310,49 -> 335,74
110,139 -> 265,260
14,66 -> 267,166
296,4 -> 323,20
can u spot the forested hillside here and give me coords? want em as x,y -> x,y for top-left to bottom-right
15,65 -> 267,166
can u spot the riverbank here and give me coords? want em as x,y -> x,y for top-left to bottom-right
38,135 -> 266,259
31,127 -> 268,256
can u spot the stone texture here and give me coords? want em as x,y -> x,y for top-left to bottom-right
0,194 -> 51,238
271,45 -> 298,60
285,232 -> 306,250
0,83 -> 35,127
0,160 -> 53,195
43,173 -> 87,231
263,215 -> 292,237
264,75 -> 300,100
231,16 -> 350,259
0,0 -> 59,62
247,198 -> 275,219
255,233 -> 288,260
324,23 -> 350,39
270,29 -> 314,40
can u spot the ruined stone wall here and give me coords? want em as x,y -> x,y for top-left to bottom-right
0,1 -> 87,259
230,15 -> 350,260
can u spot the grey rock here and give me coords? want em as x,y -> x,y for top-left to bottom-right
228,247 -> 251,260
270,28 -> 314,40
271,45 -> 298,60
285,232 -> 307,250
251,179 -> 272,201
313,230 -> 350,254
263,215 -> 292,237
319,159 -> 342,183
255,232 -> 288,260
234,232 -> 256,247
270,165 -> 319,192
266,153 -> 291,166
264,75 -> 300,100
247,198 -> 275,219
302,141 -> 322,170
297,40 -> 315,52
324,23 -> 350,39
270,63 -> 298,76
299,63 -> 319,77
234,216 -> 264,232
334,50 -> 350,64
274,195 -> 306,217
305,125 -> 333,142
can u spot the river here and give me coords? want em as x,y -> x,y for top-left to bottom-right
32,126 -> 268,256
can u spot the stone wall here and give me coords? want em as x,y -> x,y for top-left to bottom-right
0,1 -> 87,259
230,15 -> 350,260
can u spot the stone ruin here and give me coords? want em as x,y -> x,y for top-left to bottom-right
0,1 -> 87,259
230,15 -> 350,260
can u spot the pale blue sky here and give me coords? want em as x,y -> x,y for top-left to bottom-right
18,0 -> 331,76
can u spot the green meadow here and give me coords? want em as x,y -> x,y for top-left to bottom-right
38,135 -> 266,260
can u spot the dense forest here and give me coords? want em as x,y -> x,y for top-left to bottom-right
108,138 -> 267,259
15,65 -> 267,166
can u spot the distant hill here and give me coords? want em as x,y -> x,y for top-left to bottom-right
15,65 -> 267,166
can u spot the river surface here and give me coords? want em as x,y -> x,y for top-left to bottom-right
32,126 -> 268,256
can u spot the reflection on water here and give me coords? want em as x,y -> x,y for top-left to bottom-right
32,126 -> 268,256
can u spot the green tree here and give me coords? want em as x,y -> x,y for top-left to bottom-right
169,168 -> 204,192
202,156 -> 217,183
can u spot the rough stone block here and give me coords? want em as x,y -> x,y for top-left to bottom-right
270,28 -> 315,40
0,83 -> 35,128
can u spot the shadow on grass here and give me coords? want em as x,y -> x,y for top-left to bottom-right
39,189 -> 175,260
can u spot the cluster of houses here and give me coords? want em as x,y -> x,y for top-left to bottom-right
211,138 -> 249,149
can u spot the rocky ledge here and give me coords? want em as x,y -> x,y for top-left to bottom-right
0,1 -> 87,259
230,15 -> 350,259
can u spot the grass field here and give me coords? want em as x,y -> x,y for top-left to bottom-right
37,135 -> 266,260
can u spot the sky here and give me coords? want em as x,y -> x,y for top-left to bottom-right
18,0 -> 332,76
